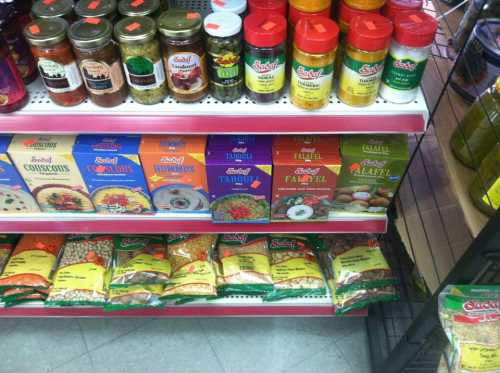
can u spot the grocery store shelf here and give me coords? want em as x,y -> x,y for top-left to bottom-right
0,80 -> 428,134
0,211 -> 387,234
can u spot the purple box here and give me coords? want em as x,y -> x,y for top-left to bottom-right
207,135 -> 273,150
206,141 -> 272,224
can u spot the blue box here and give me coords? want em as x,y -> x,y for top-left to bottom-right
73,135 -> 153,214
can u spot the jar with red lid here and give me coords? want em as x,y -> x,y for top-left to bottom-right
338,14 -> 393,106
248,0 -> 287,16
382,0 -> 422,20
380,11 -> 437,103
0,37 -> 28,113
24,18 -> 87,106
290,17 -> 339,110
244,12 -> 287,103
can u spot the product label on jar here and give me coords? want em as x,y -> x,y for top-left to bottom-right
245,54 -> 285,94
80,60 -> 125,95
38,59 -> 83,93
209,51 -> 242,86
165,52 -> 208,94
482,178 -> 500,209
382,54 -> 427,91
339,55 -> 385,97
291,61 -> 333,103
123,56 -> 165,91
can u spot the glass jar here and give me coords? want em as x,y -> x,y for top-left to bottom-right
204,12 -> 244,102
382,0 -> 422,20
0,38 -> 28,113
158,9 -> 209,102
210,0 -> 247,17
76,0 -> 118,22
114,16 -> 167,105
118,0 -> 161,18
338,14 -> 392,107
290,17 -> 339,110
380,12 -> 437,103
69,17 -> 128,107
24,18 -> 87,106
344,0 -> 385,10
244,12 -> 287,103
248,0 -> 287,15
31,0 -> 76,22
469,144 -> 499,216
289,0 -> 331,12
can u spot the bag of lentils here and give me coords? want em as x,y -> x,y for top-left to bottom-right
0,235 -> 20,274
106,284 -> 164,311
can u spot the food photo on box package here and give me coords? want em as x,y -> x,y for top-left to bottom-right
73,135 -> 153,214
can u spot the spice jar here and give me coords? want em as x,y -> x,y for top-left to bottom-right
210,0 -> 247,16
290,17 -> 339,110
204,12 -> 244,102
469,144 -> 499,217
118,0 -> 161,18
114,16 -> 167,105
31,0 -> 76,22
289,0 -> 331,13
380,12 -> 437,103
344,0 -> 385,11
248,0 -> 287,16
382,0 -> 422,20
338,14 -> 392,107
0,38 -> 28,113
24,18 -> 87,106
76,0 -> 118,22
69,18 -> 128,107
158,9 -> 209,102
244,12 -> 287,103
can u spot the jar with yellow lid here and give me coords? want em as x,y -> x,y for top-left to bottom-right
344,0 -> 385,11
338,14 -> 392,107
289,0 -> 332,13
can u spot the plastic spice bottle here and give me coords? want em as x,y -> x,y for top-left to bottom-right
68,18 -> 128,107
158,9 -> 209,102
248,0 -> 287,16
31,0 -> 76,22
380,12 -> 437,103
76,0 -> 118,22
210,0 -> 247,17
338,14 -> 392,107
469,144 -> 499,216
244,12 -> 287,103
289,0 -> 331,12
204,12 -> 244,102
290,17 -> 339,110
118,0 -> 161,18
344,0 -> 385,11
382,0 -> 422,20
114,16 -> 167,105
24,18 -> 87,106
0,38 -> 28,113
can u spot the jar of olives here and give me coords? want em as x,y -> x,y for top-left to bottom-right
76,0 -> 118,22
31,0 -> 76,22
114,16 -> 167,104
118,0 -> 161,18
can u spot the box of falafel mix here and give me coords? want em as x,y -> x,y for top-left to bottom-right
333,135 -> 409,214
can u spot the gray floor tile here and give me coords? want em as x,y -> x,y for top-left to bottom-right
49,354 -> 95,373
0,319 -> 19,336
337,322 -> 371,373
283,342 -> 353,373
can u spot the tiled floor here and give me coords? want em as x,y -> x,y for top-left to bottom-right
0,317 -> 370,373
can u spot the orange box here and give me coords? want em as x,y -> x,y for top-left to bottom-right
139,136 -> 209,213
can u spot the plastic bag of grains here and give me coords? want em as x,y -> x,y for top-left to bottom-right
105,284 -> 164,311
333,285 -> 398,314
0,235 -> 19,274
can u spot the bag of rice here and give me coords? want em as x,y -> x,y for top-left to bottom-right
265,235 -> 326,301
161,234 -> 218,303
110,235 -> 171,287
333,285 -> 398,314
46,235 -> 114,306
0,235 -> 20,273
217,234 -> 273,295
105,284 -> 164,311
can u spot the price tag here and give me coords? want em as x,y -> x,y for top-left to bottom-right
126,22 -> 142,31
261,21 -> 276,31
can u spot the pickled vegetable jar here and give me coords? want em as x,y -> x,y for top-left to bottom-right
0,39 -> 28,113
31,0 -> 76,22
115,16 -> 167,105
210,0 -> 247,16
158,9 -> 209,102
290,17 -> 339,110
76,0 -> 118,21
69,17 -> 128,107
24,18 -> 87,106
338,14 -> 392,107
118,0 -> 161,18
382,0 -> 422,19
248,0 -> 287,16
204,12 -> 244,102
469,144 -> 500,216
344,0 -> 385,11
289,0 -> 331,12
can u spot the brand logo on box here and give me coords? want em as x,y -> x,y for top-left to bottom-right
226,167 -> 251,176
231,147 -> 248,153
295,167 -> 320,176
95,156 -> 118,165
30,155 -> 52,164
361,159 -> 387,168
160,156 -> 185,165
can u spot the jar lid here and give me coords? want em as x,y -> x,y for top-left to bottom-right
114,15 -> 157,43
157,8 -> 203,38
244,12 -> 287,47
382,0 -> 422,20
118,0 -> 160,17
23,17 -> 68,47
248,0 -> 287,16
347,14 -> 393,51
210,0 -> 247,15
338,1 -> 379,30
32,0 -> 74,19
204,12 -> 242,37
289,5 -> 331,27
289,0 -> 331,12
68,17 -> 113,49
294,16 -> 339,53
75,0 -> 117,18
393,11 -> 437,47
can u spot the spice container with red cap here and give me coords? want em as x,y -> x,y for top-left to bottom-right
380,11 -> 437,103
382,0 -> 422,20
248,0 -> 287,16
244,12 -> 287,103
338,14 -> 393,107
290,17 -> 339,110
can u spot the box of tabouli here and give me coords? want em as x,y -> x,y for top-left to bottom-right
0,135 -> 40,213
333,134 -> 409,214
7,135 -> 95,213
139,135 -> 209,214
73,135 -> 153,215
272,135 -> 341,222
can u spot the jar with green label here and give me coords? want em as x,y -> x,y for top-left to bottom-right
338,14 -> 392,107
379,12 -> 437,103
244,12 -> 287,103
469,144 -> 500,216
114,16 -> 167,104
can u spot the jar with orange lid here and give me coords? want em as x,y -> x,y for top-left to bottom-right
289,0 -> 331,13
382,0 -> 422,20
290,16 -> 339,110
338,14 -> 393,107
344,0 -> 385,11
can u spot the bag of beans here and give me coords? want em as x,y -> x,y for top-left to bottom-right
105,284 -> 164,311
0,235 -> 20,274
